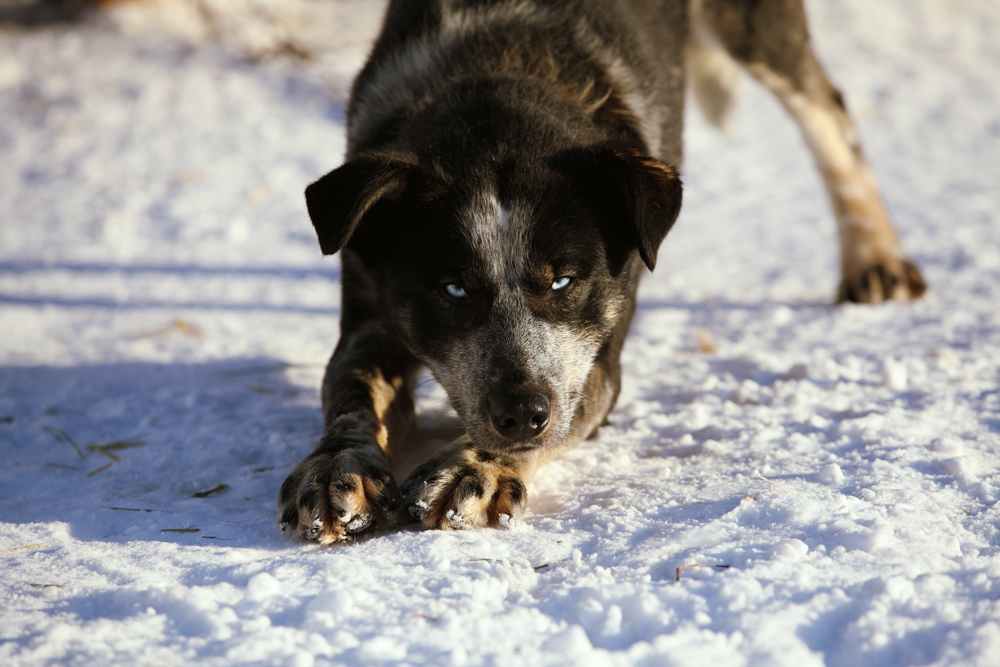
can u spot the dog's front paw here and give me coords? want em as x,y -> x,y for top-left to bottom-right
838,257 -> 926,304
400,439 -> 527,530
278,445 -> 400,545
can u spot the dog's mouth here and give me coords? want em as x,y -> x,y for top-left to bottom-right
471,432 -> 561,457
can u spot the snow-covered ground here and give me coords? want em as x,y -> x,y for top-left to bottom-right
2,1 -> 999,665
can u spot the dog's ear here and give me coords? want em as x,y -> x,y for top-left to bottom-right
305,153 -> 418,256
568,144 -> 683,271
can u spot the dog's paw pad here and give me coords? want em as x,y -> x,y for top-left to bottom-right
277,447 -> 399,545
838,258 -> 926,304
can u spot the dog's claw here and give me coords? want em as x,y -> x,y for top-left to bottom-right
400,441 -> 527,530
838,258 -> 926,304
277,446 -> 398,545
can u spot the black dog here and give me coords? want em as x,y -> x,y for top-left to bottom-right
279,0 -> 925,544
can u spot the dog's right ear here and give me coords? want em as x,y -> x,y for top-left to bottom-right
587,144 -> 683,272
305,153 -> 418,256
551,143 -> 683,272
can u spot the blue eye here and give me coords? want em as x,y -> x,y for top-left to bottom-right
445,284 -> 467,298
551,276 -> 572,291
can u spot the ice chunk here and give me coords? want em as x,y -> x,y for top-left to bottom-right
0,58 -> 24,90
357,636 -> 408,662
932,437 -> 964,455
769,539 -> 809,561
785,363 -> 810,379
942,458 -> 966,475
542,625 -> 593,655
946,537 -> 962,556
731,379 -> 761,405
882,357 -> 907,390
246,572 -> 281,601
817,463 -> 845,485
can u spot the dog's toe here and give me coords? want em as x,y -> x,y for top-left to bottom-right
401,441 -> 527,530
278,447 -> 399,545
838,258 -> 926,304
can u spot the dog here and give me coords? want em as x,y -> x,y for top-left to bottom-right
278,0 -> 926,544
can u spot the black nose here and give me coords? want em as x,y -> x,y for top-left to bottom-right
489,388 -> 550,441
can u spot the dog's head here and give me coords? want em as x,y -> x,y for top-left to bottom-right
305,143 -> 681,455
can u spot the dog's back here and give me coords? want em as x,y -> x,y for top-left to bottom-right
346,0 -> 688,166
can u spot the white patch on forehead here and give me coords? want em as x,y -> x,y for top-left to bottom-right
461,193 -> 529,294
499,207 -> 511,236
461,192 -> 505,284
498,205 -> 518,287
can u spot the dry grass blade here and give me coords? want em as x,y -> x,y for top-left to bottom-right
100,505 -> 176,513
86,462 -> 112,477
676,563 -> 730,582
192,483 -> 230,498
42,426 -> 84,459
412,610 -> 441,621
29,583 -> 65,588
202,536 -> 234,541
94,437 -> 147,451
957,506 -> 974,516
161,526 -> 200,533
534,558 -> 568,570
131,318 -> 204,340
3,543 -> 45,553
697,329 -> 716,353
755,473 -> 795,493
89,445 -> 120,462
460,549 -> 566,571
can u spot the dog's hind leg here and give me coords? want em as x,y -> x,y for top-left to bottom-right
691,0 -> 926,303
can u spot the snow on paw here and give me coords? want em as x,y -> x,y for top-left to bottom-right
400,440 -> 526,530
278,445 -> 400,545
837,257 -> 926,304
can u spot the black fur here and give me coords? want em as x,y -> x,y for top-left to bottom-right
279,0 -> 925,543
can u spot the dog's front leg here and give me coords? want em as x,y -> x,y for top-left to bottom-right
279,322 -> 417,544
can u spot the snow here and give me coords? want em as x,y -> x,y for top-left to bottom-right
1,0 -> 999,665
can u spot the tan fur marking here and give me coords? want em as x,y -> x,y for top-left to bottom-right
366,369 -> 404,450
747,64 -> 915,302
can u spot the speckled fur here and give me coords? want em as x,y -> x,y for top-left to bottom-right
280,0 -> 924,545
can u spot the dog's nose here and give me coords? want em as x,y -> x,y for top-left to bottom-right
489,388 -> 550,440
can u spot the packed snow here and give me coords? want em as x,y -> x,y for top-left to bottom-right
1,1 -> 999,665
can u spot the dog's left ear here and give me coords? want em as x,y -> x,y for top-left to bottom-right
305,152 -> 418,256
569,144 -> 683,271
